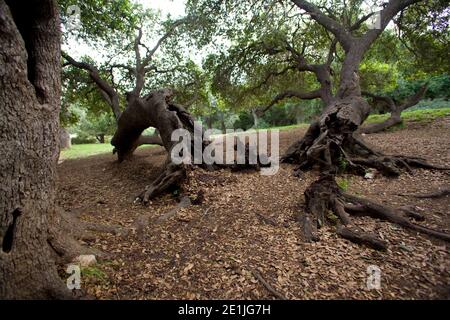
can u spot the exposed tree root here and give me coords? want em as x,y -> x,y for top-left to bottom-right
281,98 -> 449,177
251,269 -> 288,300
398,187 -> 450,199
283,98 -> 450,250
136,161 -> 187,204
397,205 -> 425,221
48,208 -> 121,264
301,174 -> 450,250
112,89 -> 268,204
283,127 -> 449,177
336,225 -> 387,251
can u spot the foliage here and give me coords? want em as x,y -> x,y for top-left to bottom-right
69,106 -> 116,144
59,0 -> 209,121
59,0 -> 449,130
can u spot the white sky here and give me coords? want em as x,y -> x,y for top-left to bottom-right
137,0 -> 186,18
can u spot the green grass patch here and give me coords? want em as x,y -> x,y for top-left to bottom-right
81,266 -> 108,283
336,177 -> 350,191
60,143 -> 155,160
366,107 -> 450,124
60,143 -> 114,159
258,123 -> 310,131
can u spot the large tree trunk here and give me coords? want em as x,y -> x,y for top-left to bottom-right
0,0 -> 70,298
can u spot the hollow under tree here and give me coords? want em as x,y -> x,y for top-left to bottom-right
279,0 -> 450,249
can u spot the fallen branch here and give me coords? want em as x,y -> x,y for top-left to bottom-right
398,188 -> 450,199
251,270 -> 288,300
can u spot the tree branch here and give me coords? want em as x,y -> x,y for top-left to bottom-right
399,84 -> 428,110
248,65 -> 297,92
142,18 -> 188,67
290,0 -> 353,51
62,52 -> 121,119
362,91 -> 396,110
257,89 -> 322,116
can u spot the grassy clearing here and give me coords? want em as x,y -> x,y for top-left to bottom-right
61,108 -> 449,160
256,123 -> 310,131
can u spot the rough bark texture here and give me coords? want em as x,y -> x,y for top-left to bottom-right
0,0 -> 71,299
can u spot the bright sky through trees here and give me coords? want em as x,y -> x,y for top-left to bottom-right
64,0 -> 187,61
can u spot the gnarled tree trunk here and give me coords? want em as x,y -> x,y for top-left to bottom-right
282,0 -> 449,249
0,0 -> 70,299
111,89 -> 198,203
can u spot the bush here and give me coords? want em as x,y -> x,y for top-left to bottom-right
263,105 -> 296,127
71,132 -> 97,144
233,111 -> 254,130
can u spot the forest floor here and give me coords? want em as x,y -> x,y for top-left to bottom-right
56,117 -> 450,300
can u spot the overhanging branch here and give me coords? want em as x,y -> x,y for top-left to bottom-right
62,52 -> 121,119
290,0 -> 353,51
256,89 -> 322,117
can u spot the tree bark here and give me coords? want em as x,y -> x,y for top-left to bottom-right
251,108 -> 260,128
0,0 -> 70,298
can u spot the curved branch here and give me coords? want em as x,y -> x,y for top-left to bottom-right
62,52 -> 121,119
142,18 -> 189,66
361,84 -> 428,134
290,0 -> 353,50
350,12 -> 377,31
132,18 -> 188,96
257,89 -> 322,117
399,84 -> 428,111
248,65 -> 297,92
362,91 -> 396,110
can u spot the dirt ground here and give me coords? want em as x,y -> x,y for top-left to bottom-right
56,118 -> 450,299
